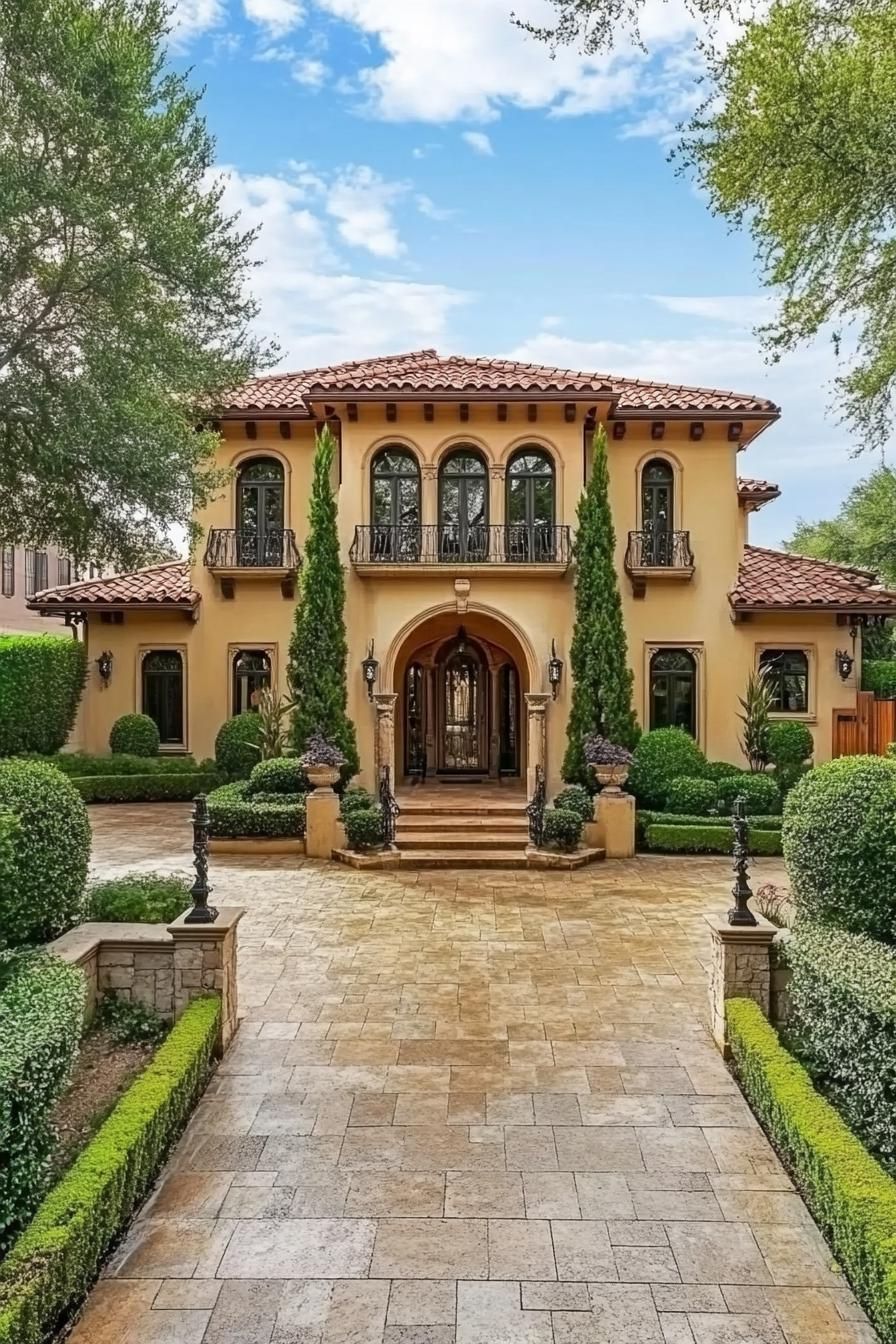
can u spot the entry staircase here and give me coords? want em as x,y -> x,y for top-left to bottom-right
395,790 -> 531,868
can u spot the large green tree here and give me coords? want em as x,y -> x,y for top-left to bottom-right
0,0 -> 271,567
562,426 -> 639,786
786,466 -> 896,586
520,0 -> 896,450
288,426 -> 360,777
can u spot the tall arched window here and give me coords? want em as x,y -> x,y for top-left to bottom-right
142,650 -> 184,746
439,450 -> 488,561
506,449 -> 555,560
759,648 -> 809,713
371,448 -> 420,560
237,458 -> 285,566
641,458 -> 674,566
650,648 -> 696,735
232,649 -> 271,716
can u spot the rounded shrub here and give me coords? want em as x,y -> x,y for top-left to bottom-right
109,713 -> 159,758
703,760 -> 744,783
664,776 -> 719,817
542,807 -> 584,852
87,873 -> 191,924
783,755 -> 896,941
768,720 -> 814,768
718,771 -> 781,816
214,713 -> 263,780
344,805 -> 384,852
0,759 -> 90,947
341,786 -> 376,816
553,785 -> 594,823
627,728 -> 707,810
248,757 -> 308,796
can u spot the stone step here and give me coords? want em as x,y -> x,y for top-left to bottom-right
397,849 -> 530,869
397,814 -> 529,832
397,801 -> 527,818
396,831 -> 528,851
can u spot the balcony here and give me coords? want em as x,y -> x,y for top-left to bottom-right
624,529 -> 694,597
203,528 -> 301,599
349,524 -> 572,576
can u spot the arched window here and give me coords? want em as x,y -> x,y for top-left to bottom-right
439,450 -> 488,561
506,449 -> 555,560
237,458 -> 285,566
759,648 -> 809,713
232,649 -> 271,716
650,648 -> 696,735
641,458 -> 674,566
142,650 -> 184,746
371,448 -> 421,560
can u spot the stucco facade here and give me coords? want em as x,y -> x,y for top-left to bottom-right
29,351 -> 893,791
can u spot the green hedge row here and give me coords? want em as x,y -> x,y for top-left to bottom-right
644,823 -> 782,855
787,921 -> 896,1170
72,771 -> 222,804
0,953 -> 86,1253
0,995 -> 220,1344
0,637 -> 86,757
727,999 -> 896,1343
863,660 -> 896,698
636,810 -> 783,842
207,780 -> 306,838
41,752 -> 208,777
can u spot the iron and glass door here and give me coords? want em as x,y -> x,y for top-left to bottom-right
641,459 -> 674,565
142,650 -> 185,745
237,458 -> 285,565
371,449 -> 420,560
439,451 -> 488,561
506,450 -> 555,560
439,638 -> 485,771
498,663 -> 519,774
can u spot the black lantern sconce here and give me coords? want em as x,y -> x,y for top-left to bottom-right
836,648 -> 855,681
548,640 -> 564,700
361,640 -> 379,700
95,650 -> 113,688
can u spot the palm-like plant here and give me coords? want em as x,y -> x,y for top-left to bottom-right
250,687 -> 295,760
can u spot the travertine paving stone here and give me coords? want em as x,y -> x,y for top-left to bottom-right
65,805 -> 878,1343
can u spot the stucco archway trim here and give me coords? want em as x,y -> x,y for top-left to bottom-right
384,600 -> 541,692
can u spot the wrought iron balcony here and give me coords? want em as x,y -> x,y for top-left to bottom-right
203,528 -> 300,599
624,529 -> 694,596
350,524 -> 572,571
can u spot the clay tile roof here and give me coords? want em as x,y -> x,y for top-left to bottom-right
730,545 -> 896,612
224,349 -> 779,416
737,476 -> 781,499
27,560 -> 197,610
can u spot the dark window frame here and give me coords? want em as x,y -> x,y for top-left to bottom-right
438,448 -> 489,561
506,447 -> 556,560
649,647 -> 697,737
371,447 -> 421,560
141,649 -> 185,747
236,456 -> 286,565
231,648 -> 272,717
758,648 -> 810,714
1,548 -> 13,598
57,555 -> 71,587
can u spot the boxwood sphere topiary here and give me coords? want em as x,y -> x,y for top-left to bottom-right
664,776 -> 719,817
552,785 -> 594,823
767,720 -> 814,766
717,771 -> 781,816
542,806 -> 584,852
248,757 -> 308,796
214,712 -> 263,779
344,805 -> 384,852
0,758 -> 91,946
783,755 -> 896,941
627,727 -> 707,810
109,713 -> 159,757
703,760 -> 744,783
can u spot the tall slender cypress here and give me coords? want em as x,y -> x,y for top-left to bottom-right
562,425 -> 639,785
288,425 -> 359,775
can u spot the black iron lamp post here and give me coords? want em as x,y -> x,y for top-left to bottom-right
728,795 -> 757,927
185,794 -> 219,924
361,640 -> 379,700
548,640 -> 564,701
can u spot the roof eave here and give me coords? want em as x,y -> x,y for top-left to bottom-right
26,599 -> 198,615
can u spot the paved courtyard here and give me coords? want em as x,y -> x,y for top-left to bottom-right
73,804 -> 876,1344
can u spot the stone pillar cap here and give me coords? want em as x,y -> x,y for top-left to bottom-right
168,907 -> 245,938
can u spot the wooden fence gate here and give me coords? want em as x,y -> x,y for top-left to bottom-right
832,691 -> 896,758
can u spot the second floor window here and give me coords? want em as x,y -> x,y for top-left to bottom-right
759,648 -> 809,714
57,556 -> 71,586
237,458 -> 285,565
439,449 -> 488,561
1,548 -> 13,598
371,449 -> 420,559
641,458 -> 674,565
506,448 -> 555,560
24,550 -> 47,596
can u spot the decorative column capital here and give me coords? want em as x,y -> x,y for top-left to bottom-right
524,692 -> 551,716
422,463 -> 437,481
373,692 -> 398,716
489,464 -> 506,481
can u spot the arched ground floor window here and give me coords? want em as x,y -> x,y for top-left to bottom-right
649,648 -> 697,736
142,649 -> 184,746
232,648 -> 272,716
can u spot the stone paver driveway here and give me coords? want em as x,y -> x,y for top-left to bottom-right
73,805 -> 876,1344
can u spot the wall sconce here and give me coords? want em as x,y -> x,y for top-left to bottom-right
95,650 -> 113,688
548,640 -> 564,700
835,648 -> 855,681
361,640 -> 379,700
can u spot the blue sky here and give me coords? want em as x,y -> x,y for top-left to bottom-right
171,0 -> 867,546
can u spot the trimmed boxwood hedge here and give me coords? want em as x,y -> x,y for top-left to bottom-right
635,810 -> 782,846
627,727 -> 707,809
72,771 -> 222,804
0,636 -> 86,757
644,823 -> 782,855
247,757 -> 308,796
0,953 -> 86,1254
664,776 -> 718,816
0,995 -> 220,1344
108,713 -> 159,757
727,998 -> 896,1343
87,873 -> 192,925
717,771 -> 782,815
787,921 -> 896,1171
863,659 -> 896,699
42,752 -> 207,777
552,785 -> 594,823
207,780 -> 306,838
214,712 -> 263,780
343,805 -> 384,851
542,807 -> 584,852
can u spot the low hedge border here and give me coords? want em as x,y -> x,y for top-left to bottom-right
207,780 -> 306,838
636,810 -> 782,843
73,772 -> 222,803
644,823 -> 782,855
0,994 -> 221,1344
726,999 -> 896,1343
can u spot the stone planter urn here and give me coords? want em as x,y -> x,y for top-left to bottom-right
592,763 -> 630,793
305,764 -> 340,790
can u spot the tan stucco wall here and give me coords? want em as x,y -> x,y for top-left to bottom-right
73,404 -> 857,785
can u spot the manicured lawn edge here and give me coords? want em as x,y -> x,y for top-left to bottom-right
726,998 -> 896,1343
0,995 -> 221,1344
73,771 -> 222,803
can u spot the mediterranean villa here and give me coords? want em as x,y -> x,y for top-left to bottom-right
28,350 -> 896,791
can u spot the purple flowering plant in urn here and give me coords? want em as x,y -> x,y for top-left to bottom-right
298,730 -> 347,788
583,733 -> 633,792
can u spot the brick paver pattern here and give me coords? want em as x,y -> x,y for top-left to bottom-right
73,804 -> 878,1344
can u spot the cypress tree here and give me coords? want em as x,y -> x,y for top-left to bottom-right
288,425 -> 360,775
562,425 -> 639,786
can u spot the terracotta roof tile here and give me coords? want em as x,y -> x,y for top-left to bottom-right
737,476 -> 781,498
225,349 -> 778,416
731,545 -> 896,611
28,561 -> 196,609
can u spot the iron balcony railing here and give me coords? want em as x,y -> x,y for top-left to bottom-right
350,523 -> 571,566
203,528 -> 301,570
625,529 -> 694,570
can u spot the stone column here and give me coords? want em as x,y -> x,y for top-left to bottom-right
421,463 -> 438,539
593,790 -> 636,858
524,692 -> 551,796
707,916 -> 777,1054
306,778 -> 343,858
169,907 -> 245,1055
489,465 -> 506,540
373,692 -> 398,780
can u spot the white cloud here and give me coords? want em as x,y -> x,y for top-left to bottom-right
293,57 -> 329,87
462,130 -> 494,156
323,165 -> 407,258
649,295 -> 778,326
243,0 -> 304,37
416,194 -> 453,221
169,0 -> 226,47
